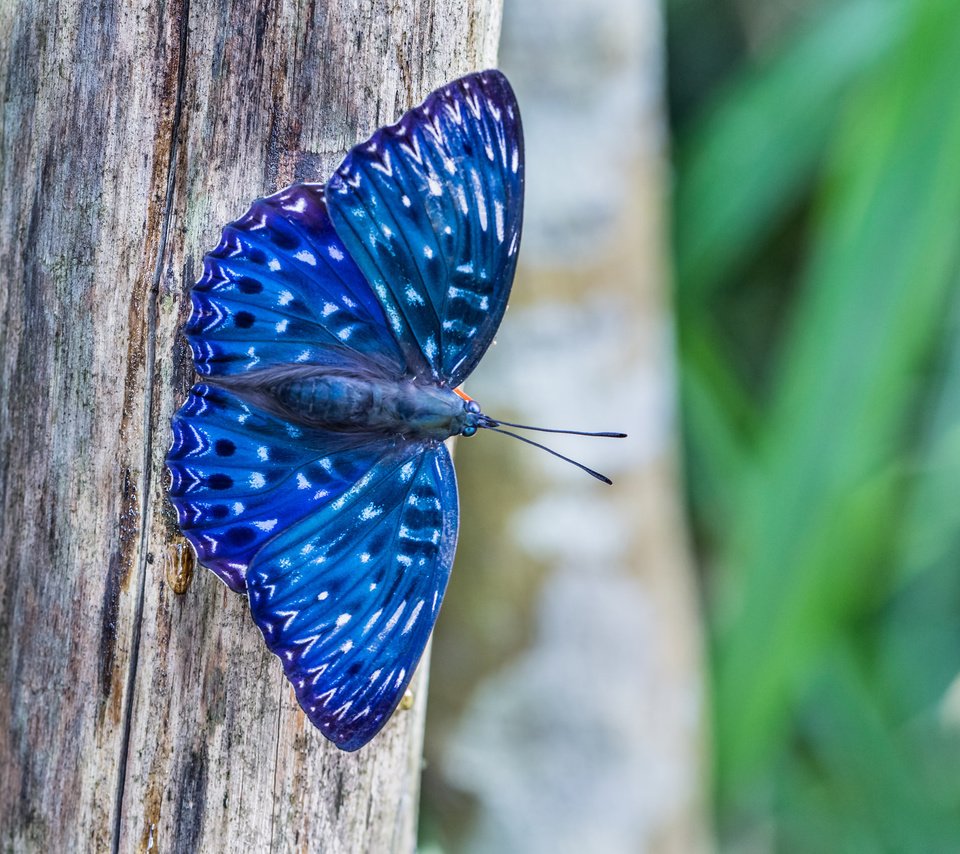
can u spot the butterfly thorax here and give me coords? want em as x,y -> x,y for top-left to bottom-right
215,364 -> 475,441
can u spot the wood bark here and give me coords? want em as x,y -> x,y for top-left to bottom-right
0,1 -> 502,850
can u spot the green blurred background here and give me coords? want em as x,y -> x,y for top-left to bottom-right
670,0 -> 960,847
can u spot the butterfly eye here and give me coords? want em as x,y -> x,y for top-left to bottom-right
461,425 -> 478,437
466,400 -> 481,414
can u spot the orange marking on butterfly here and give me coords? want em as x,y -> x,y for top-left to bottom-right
453,387 -> 473,402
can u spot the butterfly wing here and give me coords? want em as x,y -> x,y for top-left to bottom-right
170,72 -> 521,747
186,183 -> 409,378
246,441 -> 458,750
325,69 -> 524,387
167,383 -> 393,592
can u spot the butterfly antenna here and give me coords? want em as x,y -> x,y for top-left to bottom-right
483,426 -> 616,485
484,418 -> 626,439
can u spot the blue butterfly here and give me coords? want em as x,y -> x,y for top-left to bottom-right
167,70 -> 621,751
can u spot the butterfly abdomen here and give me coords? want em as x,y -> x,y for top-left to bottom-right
277,374 -> 376,425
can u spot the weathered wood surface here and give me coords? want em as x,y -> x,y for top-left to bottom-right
0,1 -> 502,851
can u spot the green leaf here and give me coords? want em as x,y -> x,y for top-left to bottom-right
713,0 -> 960,795
674,0 -> 904,304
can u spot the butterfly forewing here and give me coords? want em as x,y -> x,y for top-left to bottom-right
246,443 -> 458,750
326,70 -> 524,386
187,184 -> 408,378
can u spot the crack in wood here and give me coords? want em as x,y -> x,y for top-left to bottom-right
109,2 -> 192,851
171,742 -> 209,852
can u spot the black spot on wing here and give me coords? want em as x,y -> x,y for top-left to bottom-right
207,473 -> 233,490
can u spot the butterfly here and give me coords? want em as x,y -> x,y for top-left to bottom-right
167,70 -> 623,751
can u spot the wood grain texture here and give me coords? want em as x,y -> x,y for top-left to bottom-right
0,1 -> 502,850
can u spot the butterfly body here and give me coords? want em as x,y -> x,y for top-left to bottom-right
214,362 -> 478,442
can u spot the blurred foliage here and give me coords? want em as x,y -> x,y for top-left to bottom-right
669,0 -> 960,848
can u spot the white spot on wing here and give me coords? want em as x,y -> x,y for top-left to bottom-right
382,602 -> 406,635
494,200 -> 505,242
471,169 -> 487,231
364,609 -> 384,634
372,149 -> 393,176
402,600 -> 425,634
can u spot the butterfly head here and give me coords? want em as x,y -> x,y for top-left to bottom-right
459,399 -> 483,438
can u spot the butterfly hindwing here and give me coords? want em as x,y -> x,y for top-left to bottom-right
326,69 -> 524,386
167,383 -> 391,592
186,183 -> 408,378
246,442 -> 458,750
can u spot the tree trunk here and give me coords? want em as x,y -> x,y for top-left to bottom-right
0,2 -> 502,850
